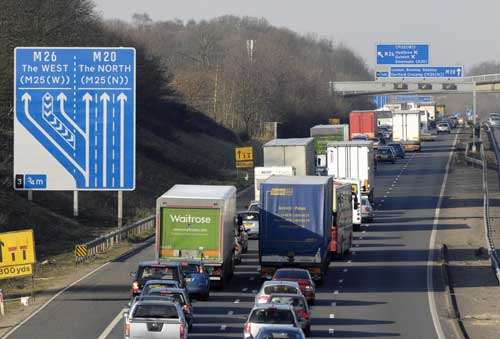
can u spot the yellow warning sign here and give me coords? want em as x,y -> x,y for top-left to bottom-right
75,244 -> 88,257
0,263 -> 33,280
235,147 -> 253,162
0,229 -> 36,268
329,118 -> 340,125
236,160 -> 254,169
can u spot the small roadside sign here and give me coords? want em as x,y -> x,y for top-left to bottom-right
0,229 -> 36,268
329,118 -> 340,125
236,160 -> 254,169
235,147 -> 253,162
0,264 -> 33,280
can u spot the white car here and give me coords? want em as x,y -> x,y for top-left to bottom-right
488,116 -> 500,127
238,211 -> 259,239
255,281 -> 302,304
243,303 -> 300,339
436,122 -> 451,134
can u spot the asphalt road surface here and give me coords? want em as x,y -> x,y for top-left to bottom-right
4,133 -> 458,339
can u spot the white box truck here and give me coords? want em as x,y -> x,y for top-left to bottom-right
393,110 -> 422,152
263,138 -> 314,176
326,140 -> 375,203
254,166 -> 295,202
156,185 -> 237,288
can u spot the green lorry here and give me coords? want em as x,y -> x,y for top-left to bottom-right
156,185 -> 237,288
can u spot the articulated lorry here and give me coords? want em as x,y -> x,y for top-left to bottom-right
259,176 -> 333,283
156,185 -> 237,288
392,110 -> 422,152
310,124 -> 349,173
326,140 -> 375,203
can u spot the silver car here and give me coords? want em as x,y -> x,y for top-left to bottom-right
243,303 -> 300,339
255,281 -> 302,304
238,211 -> 259,239
125,300 -> 187,339
267,294 -> 311,336
436,122 -> 451,134
255,327 -> 306,339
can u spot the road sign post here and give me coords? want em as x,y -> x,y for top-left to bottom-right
472,85 -> 477,152
118,191 -> 123,229
73,191 -> 78,217
14,47 -> 136,191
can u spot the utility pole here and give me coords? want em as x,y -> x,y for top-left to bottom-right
472,83 -> 477,152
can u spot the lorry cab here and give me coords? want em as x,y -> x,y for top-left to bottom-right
332,179 -> 362,232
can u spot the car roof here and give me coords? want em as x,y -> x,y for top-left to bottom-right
275,268 -> 310,274
139,261 -> 181,268
251,303 -> 294,311
263,280 -> 300,288
144,279 -> 178,285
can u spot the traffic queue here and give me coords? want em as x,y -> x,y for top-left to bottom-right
124,102 -> 457,339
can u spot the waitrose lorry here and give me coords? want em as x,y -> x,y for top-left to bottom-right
156,185 -> 237,288
259,176 -> 333,283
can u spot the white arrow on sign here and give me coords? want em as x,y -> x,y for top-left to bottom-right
82,93 -> 92,187
57,93 -> 85,136
22,93 -> 84,181
377,51 -> 384,58
100,92 -> 110,187
117,93 -> 127,187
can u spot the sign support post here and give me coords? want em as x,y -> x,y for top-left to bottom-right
73,191 -> 78,217
118,191 -> 123,229
27,191 -> 32,201
472,84 -> 477,152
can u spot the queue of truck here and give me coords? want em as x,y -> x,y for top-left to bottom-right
124,102 -> 451,339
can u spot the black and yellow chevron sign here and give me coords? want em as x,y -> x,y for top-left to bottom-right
75,244 -> 88,257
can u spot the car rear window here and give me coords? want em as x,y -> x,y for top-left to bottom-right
160,292 -> 187,305
378,149 -> 390,154
138,266 -> 176,281
132,304 -> 179,319
258,329 -> 302,339
264,285 -> 299,295
144,283 -> 177,293
274,270 -> 309,280
249,308 -> 295,324
269,296 -> 306,309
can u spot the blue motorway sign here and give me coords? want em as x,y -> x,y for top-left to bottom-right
377,44 -> 429,65
372,95 -> 390,109
14,47 -> 136,190
376,66 -> 464,79
393,95 -> 433,104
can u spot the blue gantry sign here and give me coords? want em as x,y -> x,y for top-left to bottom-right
14,47 -> 136,190
376,44 -> 429,65
389,66 -> 463,78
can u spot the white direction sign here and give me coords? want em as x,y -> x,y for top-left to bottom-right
14,47 -> 136,190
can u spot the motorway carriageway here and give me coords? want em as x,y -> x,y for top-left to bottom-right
3,133 -> 459,339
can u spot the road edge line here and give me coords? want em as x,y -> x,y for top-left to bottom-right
427,130 -> 459,339
97,308 -> 127,339
1,261 -> 111,339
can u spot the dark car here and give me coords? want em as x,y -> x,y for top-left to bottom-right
376,146 -> 396,163
387,143 -> 405,159
130,261 -> 184,297
179,261 -> 210,301
272,268 -> 316,305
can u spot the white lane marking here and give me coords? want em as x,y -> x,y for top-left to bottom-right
242,288 -> 248,292
347,260 -> 352,264
427,130 -> 459,339
359,237 -> 363,240
97,308 -> 126,339
355,244 -> 359,247
330,314 -> 335,319
227,311 -> 234,315
329,328 -> 335,334
331,302 -> 337,307
362,230 -> 366,234
338,279 -> 344,283
343,268 -> 348,273
383,195 -> 388,198
380,199 -> 385,203
2,260 -> 112,338
220,325 -> 227,331
249,276 -> 255,281
334,290 -> 339,294
234,299 -> 240,304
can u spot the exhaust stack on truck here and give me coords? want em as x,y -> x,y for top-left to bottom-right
259,176 -> 333,283
156,185 -> 237,288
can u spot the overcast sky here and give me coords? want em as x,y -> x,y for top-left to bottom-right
93,0 -> 500,70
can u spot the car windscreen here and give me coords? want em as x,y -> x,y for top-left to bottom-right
249,308 -> 295,324
138,266 -> 176,282
264,285 -> 299,295
132,304 -> 179,319
274,270 -> 309,280
269,296 -> 306,309
240,212 -> 258,221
